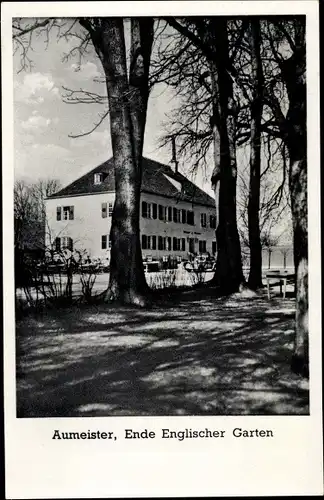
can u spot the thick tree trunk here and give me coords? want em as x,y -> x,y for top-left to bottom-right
209,19 -> 244,293
280,23 -> 308,376
88,18 -> 154,306
289,149 -> 308,377
248,20 -> 263,290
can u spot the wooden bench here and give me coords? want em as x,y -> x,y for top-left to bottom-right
265,270 -> 295,299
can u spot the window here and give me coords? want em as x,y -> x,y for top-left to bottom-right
55,237 -> 61,251
181,209 -> 187,224
199,240 -> 207,253
102,235 -> 107,250
152,203 -> 157,220
188,238 -> 195,253
173,237 -> 181,251
102,202 -> 107,218
167,207 -> 172,222
210,215 -> 217,229
158,204 -> 165,221
94,172 -> 104,185
142,234 -> 147,250
200,213 -> 207,228
62,206 -> 74,221
167,237 -> 172,251
102,234 -> 111,249
147,203 -> 152,219
212,241 -> 217,255
61,237 -> 73,251
173,207 -> 179,223
181,238 -> 186,251
108,202 -> 113,217
158,236 -> 166,251
147,236 -> 151,250
152,236 -> 157,250
56,207 -> 62,221
187,210 -> 194,225
142,201 -> 148,218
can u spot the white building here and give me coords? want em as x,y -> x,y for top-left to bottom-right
45,157 -> 217,262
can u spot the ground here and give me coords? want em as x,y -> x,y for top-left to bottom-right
16,286 -> 309,417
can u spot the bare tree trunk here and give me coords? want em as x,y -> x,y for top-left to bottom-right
248,20 -> 263,290
280,24 -> 308,376
209,19 -> 244,293
289,149 -> 308,377
83,18 -> 154,306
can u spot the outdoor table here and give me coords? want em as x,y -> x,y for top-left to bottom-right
265,269 -> 295,299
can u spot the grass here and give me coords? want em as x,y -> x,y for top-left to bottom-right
16,287 -> 308,417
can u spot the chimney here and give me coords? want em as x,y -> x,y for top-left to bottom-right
171,135 -> 179,174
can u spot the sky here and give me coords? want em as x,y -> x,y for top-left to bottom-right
13,19 -> 215,197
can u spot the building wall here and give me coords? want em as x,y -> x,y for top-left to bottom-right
45,191 -> 217,261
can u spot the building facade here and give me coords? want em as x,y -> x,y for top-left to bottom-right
45,157 -> 217,262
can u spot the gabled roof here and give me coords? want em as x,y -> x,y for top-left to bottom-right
48,157 -> 215,208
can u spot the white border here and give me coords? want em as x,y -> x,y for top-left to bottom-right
2,1 -> 322,498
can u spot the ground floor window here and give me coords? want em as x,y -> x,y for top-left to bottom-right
101,234 -> 111,249
199,240 -> 207,253
55,236 -> 73,251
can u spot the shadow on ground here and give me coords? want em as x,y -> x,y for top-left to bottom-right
16,288 -> 309,417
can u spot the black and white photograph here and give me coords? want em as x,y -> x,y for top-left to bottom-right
3,1 -> 322,498
13,12 -> 310,417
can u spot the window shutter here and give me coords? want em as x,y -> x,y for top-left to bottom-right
70,206 -> 74,220
158,205 -> 164,221
101,235 -> 107,249
142,235 -> 147,249
142,201 -> 147,218
56,207 -> 61,221
152,204 -> 157,219
108,203 -> 113,217
69,237 -> 73,251
182,238 -> 185,251
102,203 -> 108,218
173,237 -> 177,251
152,236 -> 156,250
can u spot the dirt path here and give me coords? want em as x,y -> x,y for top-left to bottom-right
16,289 -> 309,417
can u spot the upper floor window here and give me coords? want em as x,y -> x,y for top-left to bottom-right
158,204 -> 166,221
108,202 -> 113,217
200,213 -> 207,228
210,215 -> 217,229
63,206 -> 74,220
94,172 -> 105,185
173,207 -> 179,223
187,210 -> 194,226
57,206 -> 74,221
142,201 -> 148,218
142,201 -> 156,219
102,203 -> 107,218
